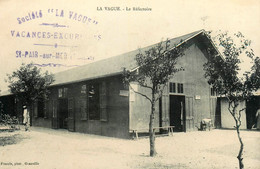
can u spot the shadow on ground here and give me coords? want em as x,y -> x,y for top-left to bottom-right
0,130 -> 26,146
135,161 -> 187,169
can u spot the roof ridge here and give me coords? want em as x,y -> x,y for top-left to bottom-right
54,29 -> 204,76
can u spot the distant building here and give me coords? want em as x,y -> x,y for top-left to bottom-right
2,30 -> 249,138
245,91 -> 260,129
219,98 -> 247,129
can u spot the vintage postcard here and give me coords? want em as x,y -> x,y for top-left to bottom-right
0,0 -> 259,168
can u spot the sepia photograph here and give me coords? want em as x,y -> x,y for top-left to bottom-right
0,0 -> 259,168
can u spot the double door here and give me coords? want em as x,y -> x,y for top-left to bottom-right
52,98 -> 74,130
169,95 -> 194,132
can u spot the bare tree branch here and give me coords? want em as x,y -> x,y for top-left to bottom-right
129,84 -> 152,104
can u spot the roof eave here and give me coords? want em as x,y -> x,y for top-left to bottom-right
130,29 -> 206,72
50,71 -> 123,87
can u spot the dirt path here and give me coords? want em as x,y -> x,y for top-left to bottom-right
0,127 -> 259,169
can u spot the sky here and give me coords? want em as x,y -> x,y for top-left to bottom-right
0,0 -> 259,93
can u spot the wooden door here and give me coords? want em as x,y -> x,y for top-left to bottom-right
185,96 -> 194,132
68,98 -> 75,131
52,99 -> 59,129
210,97 -> 217,128
161,93 -> 169,127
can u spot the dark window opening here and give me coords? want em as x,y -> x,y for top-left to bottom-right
169,82 -> 176,93
38,101 -> 45,118
88,84 -> 100,120
211,87 -> 217,96
177,83 -> 184,93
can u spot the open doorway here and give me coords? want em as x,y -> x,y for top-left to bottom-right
246,96 -> 260,129
170,95 -> 185,132
58,99 -> 68,129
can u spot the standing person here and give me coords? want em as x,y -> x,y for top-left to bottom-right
256,107 -> 260,130
23,106 -> 30,131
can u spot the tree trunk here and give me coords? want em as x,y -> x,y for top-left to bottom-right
230,102 -> 244,169
235,121 -> 244,169
236,126 -> 244,169
149,102 -> 156,157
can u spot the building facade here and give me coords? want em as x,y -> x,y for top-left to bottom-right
0,30 -> 227,138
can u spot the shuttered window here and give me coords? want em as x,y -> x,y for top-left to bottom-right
88,83 -> 100,120
52,99 -> 58,129
80,97 -> 87,120
68,98 -> 74,119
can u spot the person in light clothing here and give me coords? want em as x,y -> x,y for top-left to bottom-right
23,106 -> 30,131
256,108 -> 260,130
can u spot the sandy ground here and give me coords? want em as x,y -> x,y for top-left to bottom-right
0,127 -> 259,169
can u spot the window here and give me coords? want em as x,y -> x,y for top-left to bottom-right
32,100 -> 45,118
58,88 -> 68,98
211,87 -> 217,96
32,100 -> 46,118
170,82 -> 184,94
37,101 -> 45,118
88,84 -> 100,120
64,88 -> 68,97
169,83 -> 176,93
81,85 -> 87,94
177,83 -> 184,93
58,88 -> 63,98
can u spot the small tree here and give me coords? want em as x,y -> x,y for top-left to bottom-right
7,63 -> 54,123
124,39 -> 186,156
203,31 -> 260,169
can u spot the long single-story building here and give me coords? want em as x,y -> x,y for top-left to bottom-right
1,29 -> 250,138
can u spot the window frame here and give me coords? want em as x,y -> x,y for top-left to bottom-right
169,82 -> 184,94
58,87 -> 69,98
88,83 -> 100,121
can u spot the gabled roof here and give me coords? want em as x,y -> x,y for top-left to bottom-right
52,29 -> 205,86
0,29 -> 209,96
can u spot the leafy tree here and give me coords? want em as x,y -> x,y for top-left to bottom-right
0,100 -> 3,115
203,31 -> 260,169
123,39 -> 186,156
7,63 -> 54,121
